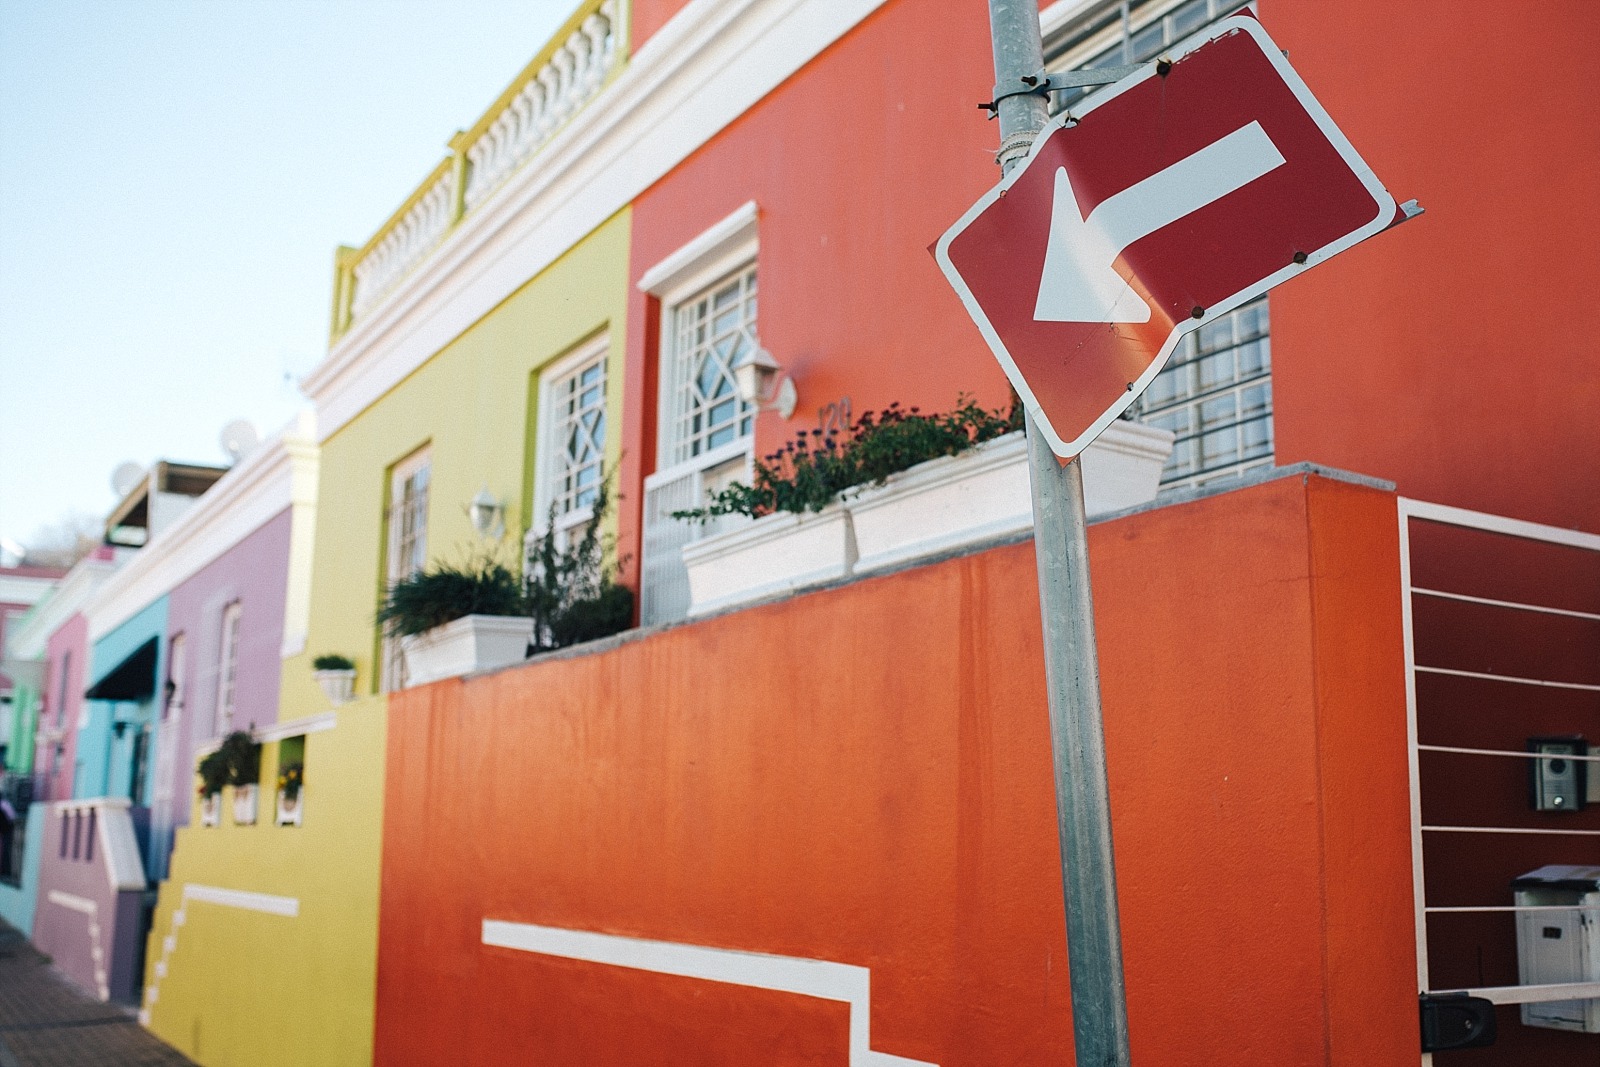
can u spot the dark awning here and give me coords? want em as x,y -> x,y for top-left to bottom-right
84,637 -> 158,703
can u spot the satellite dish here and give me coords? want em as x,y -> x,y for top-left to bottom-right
219,419 -> 260,463
111,462 -> 146,497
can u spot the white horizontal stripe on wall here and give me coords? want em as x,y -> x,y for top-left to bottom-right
183,884 -> 299,917
482,920 -> 936,1067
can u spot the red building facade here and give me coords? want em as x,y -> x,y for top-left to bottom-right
371,1 -> 1599,1064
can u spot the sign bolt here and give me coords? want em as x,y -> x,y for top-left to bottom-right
1156,58 -> 1173,77
1292,250 -> 1308,264
1190,305 -> 1205,319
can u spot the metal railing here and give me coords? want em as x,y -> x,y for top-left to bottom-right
1400,497 -> 1600,1053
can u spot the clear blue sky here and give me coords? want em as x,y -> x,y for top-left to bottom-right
0,0 -> 572,551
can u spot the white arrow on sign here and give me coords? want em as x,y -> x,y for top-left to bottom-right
1033,120 -> 1287,324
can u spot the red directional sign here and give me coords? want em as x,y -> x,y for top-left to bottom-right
936,14 -> 1403,458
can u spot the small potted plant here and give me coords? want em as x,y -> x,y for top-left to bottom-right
276,761 -> 304,826
215,730 -> 262,825
379,553 -> 533,687
196,749 -> 228,826
311,654 -> 357,706
526,479 -> 633,653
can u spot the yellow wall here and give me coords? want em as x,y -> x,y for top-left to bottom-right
143,207 -> 631,1066
143,710 -> 386,1065
285,205 -> 631,717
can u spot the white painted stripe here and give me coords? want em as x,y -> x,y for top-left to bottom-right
1412,586 -> 1600,622
1455,981 -> 1600,1006
182,884 -> 299,917
254,711 -> 338,743
1427,905 -> 1600,913
1423,825 -> 1600,837
1399,497 -> 1600,551
1398,502 -> 1430,1001
46,890 -> 96,916
1418,744 -> 1600,763
1413,665 -> 1600,692
482,920 -> 936,1067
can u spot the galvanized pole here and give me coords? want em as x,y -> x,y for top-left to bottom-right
983,2 -> 1133,1064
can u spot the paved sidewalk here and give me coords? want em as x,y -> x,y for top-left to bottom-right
0,922 -> 195,1067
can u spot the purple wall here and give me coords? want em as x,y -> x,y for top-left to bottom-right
38,615 -> 90,803
153,507 -> 291,872
32,802 -> 147,1003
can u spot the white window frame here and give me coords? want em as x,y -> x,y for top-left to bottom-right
532,335 -> 611,545
636,202 -> 762,625
386,446 -> 432,587
214,604 -> 241,738
382,445 -> 432,692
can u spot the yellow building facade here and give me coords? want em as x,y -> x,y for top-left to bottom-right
141,207 -> 632,1065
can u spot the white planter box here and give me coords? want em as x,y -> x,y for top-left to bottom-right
679,423 -> 1174,614
850,423 -> 1173,575
400,614 -> 534,686
1077,420 -> 1177,515
276,788 -> 303,827
682,505 -> 854,618
313,669 -> 356,706
231,784 -> 258,826
200,794 -> 220,827
848,433 -> 1033,574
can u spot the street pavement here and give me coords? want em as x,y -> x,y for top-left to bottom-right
0,921 -> 195,1067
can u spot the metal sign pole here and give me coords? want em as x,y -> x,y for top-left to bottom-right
983,2 -> 1133,1064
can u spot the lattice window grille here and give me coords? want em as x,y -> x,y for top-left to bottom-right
1045,0 -> 1250,113
1133,297 -> 1272,490
667,266 -> 757,465
545,354 -> 608,523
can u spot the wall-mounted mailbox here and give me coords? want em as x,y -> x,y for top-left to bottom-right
1528,736 -> 1588,813
1511,865 -> 1600,1033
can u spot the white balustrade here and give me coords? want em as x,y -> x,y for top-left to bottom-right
349,167 -> 458,320
343,0 -> 619,329
462,0 -> 619,213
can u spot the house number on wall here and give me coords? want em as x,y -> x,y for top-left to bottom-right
818,397 -> 852,434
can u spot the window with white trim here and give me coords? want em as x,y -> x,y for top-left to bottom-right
214,603 -> 241,737
1045,0 -> 1273,490
665,265 -> 758,466
533,338 -> 609,541
637,202 -> 762,625
382,446 -> 431,691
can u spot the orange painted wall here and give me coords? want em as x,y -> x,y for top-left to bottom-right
1263,0 -> 1600,532
618,0 -> 1009,588
619,0 -> 1600,589
374,472 -> 1416,1066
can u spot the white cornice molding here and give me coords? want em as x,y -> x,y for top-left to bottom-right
636,200 -> 759,295
87,420 -> 312,642
6,557 -> 120,661
0,574 -> 58,610
301,0 -> 892,443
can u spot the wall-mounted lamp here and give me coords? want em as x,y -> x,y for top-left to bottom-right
467,485 -> 506,539
733,347 -> 797,419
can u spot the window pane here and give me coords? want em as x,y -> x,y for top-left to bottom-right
539,351 -> 608,521
666,265 -> 758,465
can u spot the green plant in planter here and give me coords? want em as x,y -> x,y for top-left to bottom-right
311,653 -> 354,671
377,553 -> 525,639
215,730 -> 261,788
674,394 -> 1022,522
196,749 -> 229,798
526,477 -> 633,652
198,730 -> 260,796
277,761 -> 303,802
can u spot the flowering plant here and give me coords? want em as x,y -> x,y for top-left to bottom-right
277,762 -> 303,802
673,395 -> 1021,522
